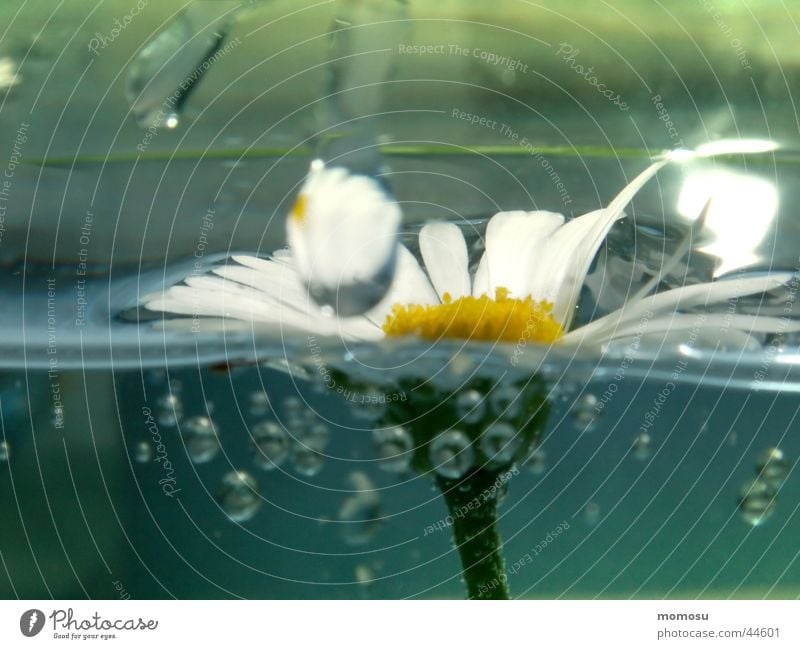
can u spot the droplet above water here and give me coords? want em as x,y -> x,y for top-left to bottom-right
181,415 -> 220,464
430,429 -> 474,480
217,470 -> 261,523
124,3 -> 243,128
251,421 -> 289,470
479,422 -> 520,468
738,478 -> 776,526
372,425 -> 413,473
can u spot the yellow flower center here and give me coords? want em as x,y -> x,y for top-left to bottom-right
290,194 -> 309,224
382,287 -> 564,343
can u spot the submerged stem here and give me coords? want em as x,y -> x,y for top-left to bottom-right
437,469 -> 509,600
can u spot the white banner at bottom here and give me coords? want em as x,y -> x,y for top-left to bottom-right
0,600 -> 796,648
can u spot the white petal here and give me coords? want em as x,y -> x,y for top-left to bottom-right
419,222 -> 471,301
473,210 -> 564,298
471,253 -> 490,298
564,273 -> 794,345
539,159 -> 670,327
145,254 -> 384,341
285,162 -> 400,294
601,327 -> 763,354
364,244 -> 439,327
604,312 -> 798,342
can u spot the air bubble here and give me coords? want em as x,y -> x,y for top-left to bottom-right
756,447 -> 790,491
248,391 -> 271,417
252,421 -> 289,470
571,393 -> 600,431
372,425 -> 413,473
479,422 -> 520,468
355,564 -> 375,587
430,429 -> 474,480
303,423 -> 331,450
632,433 -> 652,460
134,441 -> 152,463
489,384 -> 523,419
583,502 -> 601,526
217,471 -> 261,523
523,447 -> 547,475
283,396 -> 303,416
738,479 -> 776,527
350,387 -> 388,421
181,416 -> 220,464
338,471 -> 382,546
292,446 -> 325,477
455,389 -> 486,424
156,393 -> 183,427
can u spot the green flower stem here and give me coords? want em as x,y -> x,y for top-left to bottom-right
437,469 -> 509,600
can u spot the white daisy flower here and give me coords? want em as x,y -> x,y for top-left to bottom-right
144,152 -> 799,350
285,159 -> 401,316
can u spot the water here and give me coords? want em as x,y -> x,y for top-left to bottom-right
2,0 -> 800,600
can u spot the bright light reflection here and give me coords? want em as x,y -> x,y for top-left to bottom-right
0,57 -> 20,90
695,139 -> 779,157
677,169 -> 778,276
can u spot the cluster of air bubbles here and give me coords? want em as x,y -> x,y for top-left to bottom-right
738,447 -> 791,526
217,470 -> 261,523
248,390 -> 271,417
155,393 -> 184,427
251,421 -> 289,471
181,415 -> 220,464
249,395 -> 334,477
455,389 -> 486,424
134,441 -> 153,464
570,392 -> 600,432
0,440 -> 9,462
631,433 -> 652,461
337,471 -> 383,546
372,425 -> 414,473
430,429 -> 474,480
479,422 -> 521,468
